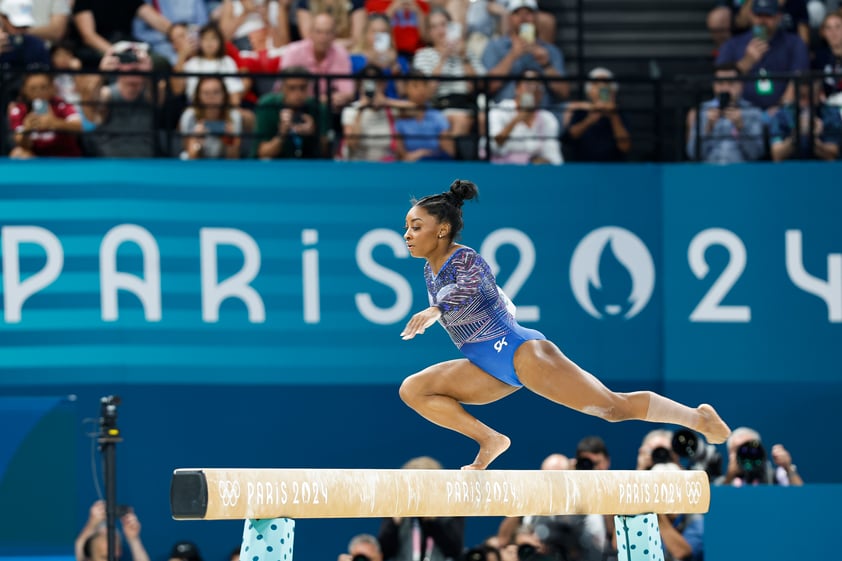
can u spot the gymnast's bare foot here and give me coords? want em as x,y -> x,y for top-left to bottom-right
697,403 -> 731,444
461,434 -> 511,470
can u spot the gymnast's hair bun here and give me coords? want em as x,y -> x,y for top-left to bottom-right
447,179 -> 479,207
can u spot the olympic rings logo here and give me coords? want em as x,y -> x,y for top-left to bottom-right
685,481 -> 703,504
218,480 -> 241,506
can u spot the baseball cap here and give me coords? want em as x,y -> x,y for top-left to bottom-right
751,0 -> 780,16
507,0 -> 538,12
0,0 -> 35,28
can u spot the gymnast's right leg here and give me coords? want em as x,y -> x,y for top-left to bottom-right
514,340 -> 731,444
399,359 -> 520,469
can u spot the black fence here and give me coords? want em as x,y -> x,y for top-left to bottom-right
1,67 -> 840,163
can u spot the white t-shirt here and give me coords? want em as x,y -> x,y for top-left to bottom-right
340,102 -> 396,161
183,56 -> 245,102
412,47 -> 485,98
487,99 -> 563,164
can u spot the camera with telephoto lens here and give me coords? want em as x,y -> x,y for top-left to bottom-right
736,439 -> 767,484
650,446 -> 674,467
517,544 -> 537,561
574,456 -> 594,470
671,429 -> 722,478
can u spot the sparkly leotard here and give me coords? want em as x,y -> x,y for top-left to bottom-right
424,246 -> 546,386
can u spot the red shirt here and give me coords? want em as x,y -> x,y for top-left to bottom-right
8,97 -> 82,157
365,0 -> 430,55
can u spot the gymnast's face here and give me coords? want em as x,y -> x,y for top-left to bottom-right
404,205 -> 449,259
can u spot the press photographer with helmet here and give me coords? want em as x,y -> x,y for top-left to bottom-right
714,426 -> 803,487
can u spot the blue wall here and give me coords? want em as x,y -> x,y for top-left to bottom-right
0,161 -> 839,561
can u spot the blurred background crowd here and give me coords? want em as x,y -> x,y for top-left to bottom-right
1,0 -> 841,162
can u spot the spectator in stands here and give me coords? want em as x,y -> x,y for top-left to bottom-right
133,0 -> 209,66
0,0 -> 50,69
814,11 -> 842,105
74,501 -> 151,561
394,68 -> 455,160
378,456 -> 464,561
715,0 -> 809,112
562,67 -> 631,162
337,534 -> 383,561
770,78 -> 842,160
486,69 -> 562,164
714,426 -> 804,486
70,0 -> 173,68
82,42 -> 158,157
179,76 -> 242,159
7,71 -> 82,158
282,12 -> 355,109
350,13 -> 410,99
297,0 -> 366,50
709,0 -> 810,47
339,63 -> 414,160
218,0 -> 291,51
365,0 -> 430,59
686,63 -> 766,163
481,0 -> 568,108
649,463 -> 704,561
254,66 -> 332,158
50,42 -> 81,105
178,23 -> 245,105
31,0 -> 70,45
413,7 -> 484,140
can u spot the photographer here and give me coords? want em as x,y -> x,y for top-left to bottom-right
254,66 -> 331,159
338,534 -> 382,561
715,426 -> 803,487
339,63 -> 415,161
686,63 -> 765,164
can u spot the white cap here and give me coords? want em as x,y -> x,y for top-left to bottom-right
0,0 -> 35,28
507,0 -> 538,12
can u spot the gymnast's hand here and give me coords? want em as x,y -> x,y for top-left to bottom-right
401,307 -> 442,340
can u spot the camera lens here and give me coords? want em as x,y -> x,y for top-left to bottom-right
736,439 -> 766,481
575,457 -> 594,470
650,446 -> 672,466
671,429 -> 699,459
351,555 -> 371,561
517,544 -> 536,561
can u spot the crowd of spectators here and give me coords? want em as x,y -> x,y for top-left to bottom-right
1,0 -> 840,162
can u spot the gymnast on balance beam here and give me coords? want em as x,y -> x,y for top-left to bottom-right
399,179 -> 731,470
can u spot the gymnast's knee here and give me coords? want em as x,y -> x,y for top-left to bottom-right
399,374 -> 422,405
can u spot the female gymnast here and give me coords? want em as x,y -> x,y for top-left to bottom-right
399,179 -> 731,470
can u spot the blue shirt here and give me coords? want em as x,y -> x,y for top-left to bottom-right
716,28 -> 809,109
0,34 -> 50,69
686,98 -> 766,163
481,36 -> 565,105
395,108 -> 451,159
350,54 -> 410,99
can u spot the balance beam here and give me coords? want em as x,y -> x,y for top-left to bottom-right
170,468 -> 709,520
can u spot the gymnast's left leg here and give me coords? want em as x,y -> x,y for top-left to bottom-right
514,340 -> 731,444
399,359 -> 520,469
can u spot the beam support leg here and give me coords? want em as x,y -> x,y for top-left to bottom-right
240,518 -> 295,561
615,514 -> 663,561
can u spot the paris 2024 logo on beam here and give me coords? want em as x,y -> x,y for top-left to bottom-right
569,227 -> 655,320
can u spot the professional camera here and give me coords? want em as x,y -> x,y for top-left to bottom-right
650,446 -> 674,467
99,395 -> 120,429
574,456 -> 594,470
351,555 -> 371,561
670,429 -> 722,478
461,545 -> 499,561
517,544 -> 538,561
736,439 -> 767,484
